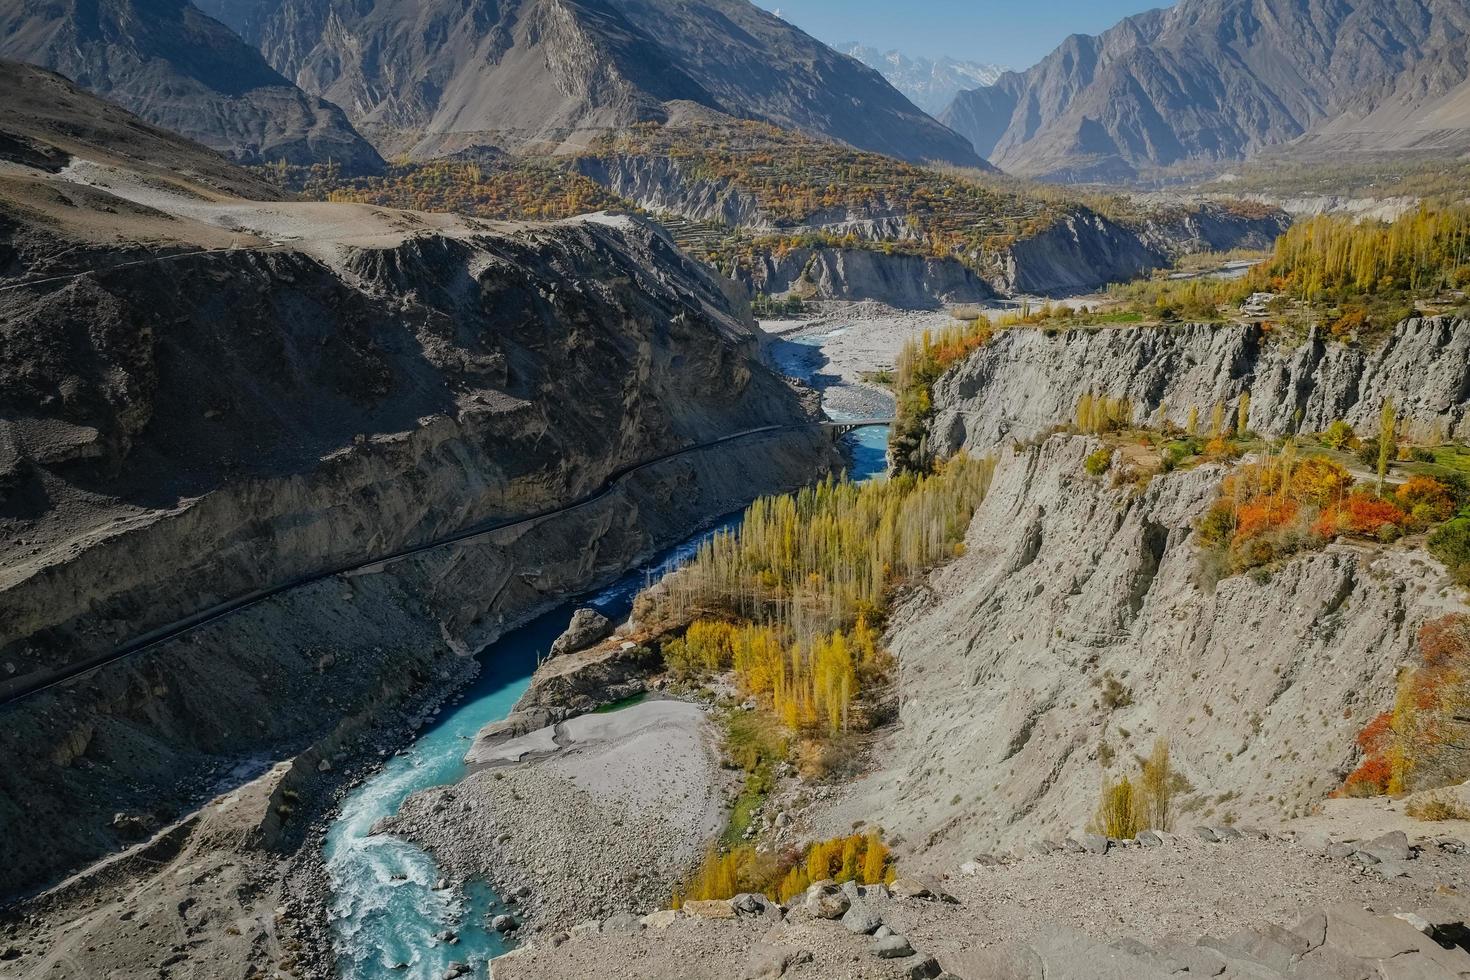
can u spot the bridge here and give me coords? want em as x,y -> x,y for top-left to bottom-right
822,418 -> 894,438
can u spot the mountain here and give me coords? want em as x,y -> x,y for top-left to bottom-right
0,0 -> 383,172
940,0 -> 1470,182
193,0 -> 984,167
1291,33 -> 1470,156
839,43 -> 1005,115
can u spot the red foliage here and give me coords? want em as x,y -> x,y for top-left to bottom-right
1343,755 -> 1392,796
1231,496 -> 1299,546
1397,476 -> 1456,526
1356,711 -> 1393,754
1419,613 -> 1470,670
1317,493 -> 1407,539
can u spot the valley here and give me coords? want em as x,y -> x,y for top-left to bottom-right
2,0 -> 1470,978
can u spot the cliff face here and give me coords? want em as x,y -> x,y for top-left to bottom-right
930,318 -> 1470,456
0,213 -> 838,897
845,435 -> 1467,870
739,247 -> 995,309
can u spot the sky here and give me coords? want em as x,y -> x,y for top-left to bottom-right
755,0 -> 1168,70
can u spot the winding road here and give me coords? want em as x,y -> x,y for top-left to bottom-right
0,419 -> 891,710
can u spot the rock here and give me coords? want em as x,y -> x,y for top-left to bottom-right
1360,830 -> 1412,863
890,877 -> 934,900
959,861 -> 982,876
601,912 -> 642,934
1394,912 -> 1435,936
907,956 -> 943,979
490,914 -> 519,933
317,758 -> 332,772
442,963 -> 471,980
839,881 -> 863,902
1062,838 -> 1086,854
1213,825 -> 1242,840
110,811 -> 157,839
731,893 -> 768,915
1375,859 -> 1413,878
872,934 -> 916,958
549,608 -> 613,657
1158,942 -> 1226,976
549,932 -> 569,947
641,910 -> 680,929
1326,842 -> 1356,859
742,944 -> 812,980
684,899 -> 738,919
1080,834 -> 1110,855
875,925 -> 894,939
803,883 -> 850,919
841,898 -> 883,935
569,921 -> 601,939
433,878 -> 449,891
1136,830 -> 1163,848
1194,826 -> 1220,843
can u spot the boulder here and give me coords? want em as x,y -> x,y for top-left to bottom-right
841,898 -> 883,934
872,934 -> 916,958
549,608 -> 613,657
1213,825 -> 1243,841
1136,830 -> 1163,848
570,920 -> 601,939
641,910 -> 680,929
1194,826 -> 1220,843
490,914 -> 519,933
601,912 -> 642,934
1360,830 -> 1411,863
685,899 -> 739,919
890,877 -> 934,899
1080,834 -> 1110,855
907,956 -> 943,979
804,882 -> 851,919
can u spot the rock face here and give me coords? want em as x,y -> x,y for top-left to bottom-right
940,0 -> 1470,180
843,434 -> 1468,867
742,248 -> 995,309
200,0 -> 982,166
0,0 -> 381,171
930,318 -> 1470,456
0,194 -> 837,897
550,609 -> 614,658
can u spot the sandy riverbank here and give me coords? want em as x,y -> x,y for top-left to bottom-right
384,698 -> 729,934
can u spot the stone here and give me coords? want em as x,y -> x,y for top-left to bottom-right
907,956 -> 943,979
732,893 -> 768,915
601,912 -> 642,934
1157,943 -> 1226,976
1323,906 -> 1423,960
1360,830 -> 1412,863
1080,833 -> 1110,855
742,944 -> 803,980
684,899 -> 739,919
1375,859 -> 1413,878
872,934 -> 916,958
803,883 -> 850,920
1394,912 -> 1435,936
1213,825 -> 1243,840
1136,830 -> 1163,848
442,964 -> 471,980
1062,838 -> 1086,854
1289,911 -> 1328,951
889,877 -> 934,900
1194,826 -> 1220,843
875,925 -> 894,939
839,881 -> 863,902
1326,842 -> 1356,859
841,898 -> 883,935
641,910 -> 679,929
569,921 -> 601,939
490,914 -> 519,933
549,608 -> 613,657
959,861 -> 982,876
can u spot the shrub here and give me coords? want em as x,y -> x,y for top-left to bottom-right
1406,795 -> 1470,821
1429,518 -> 1470,587
1084,448 -> 1113,476
1091,775 -> 1143,839
1321,420 -> 1354,449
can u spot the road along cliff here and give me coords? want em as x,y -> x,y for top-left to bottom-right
0,206 -> 840,900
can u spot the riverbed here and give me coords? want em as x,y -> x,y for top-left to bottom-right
324,330 -> 890,977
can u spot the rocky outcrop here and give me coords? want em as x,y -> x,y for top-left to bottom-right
576,155 -> 762,229
838,435 -> 1468,869
0,1 -> 382,171
550,608 -> 614,657
741,247 -> 995,309
0,213 -> 838,898
929,317 -> 1470,456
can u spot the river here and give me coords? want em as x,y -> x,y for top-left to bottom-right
324,326 -> 888,979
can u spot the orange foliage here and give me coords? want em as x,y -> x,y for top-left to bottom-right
1232,497 -> 1299,545
1397,476 -> 1456,527
1419,613 -> 1470,670
1289,457 -> 1354,506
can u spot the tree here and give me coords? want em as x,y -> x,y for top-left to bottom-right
1236,394 -> 1251,437
1138,739 -> 1175,832
1091,774 -> 1142,839
1378,398 -> 1397,495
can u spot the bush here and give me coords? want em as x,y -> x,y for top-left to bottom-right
1430,518 -> 1470,587
1084,448 -> 1113,476
1356,438 -> 1381,469
1406,795 -> 1470,821
1321,420 -> 1354,449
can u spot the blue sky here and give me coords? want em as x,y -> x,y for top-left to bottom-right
755,1 -> 1168,69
